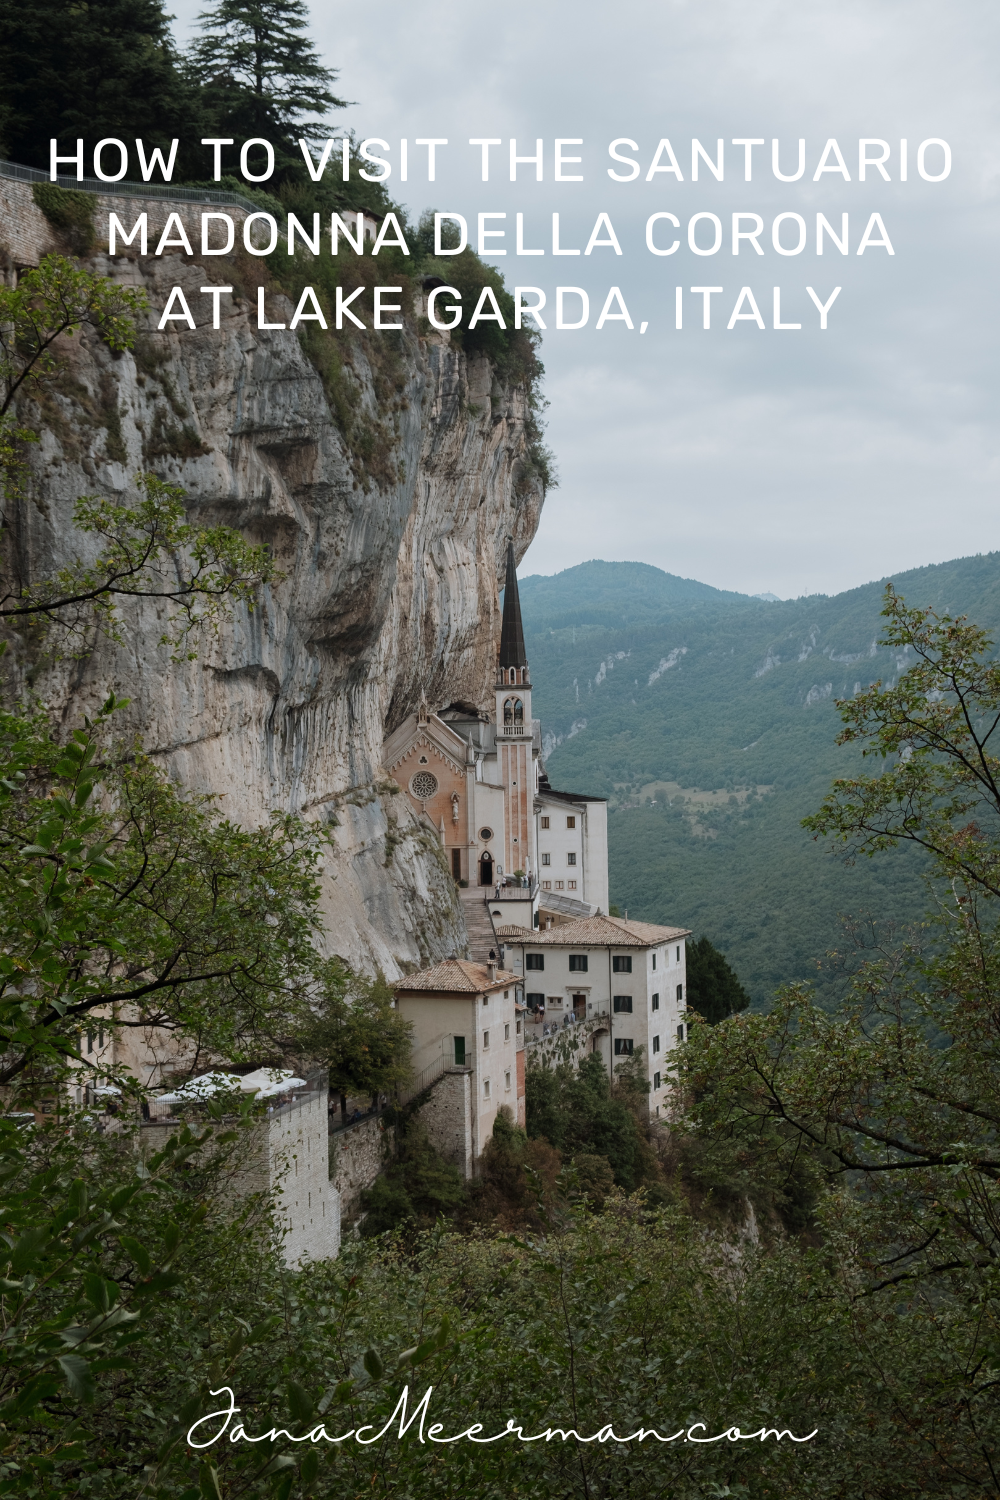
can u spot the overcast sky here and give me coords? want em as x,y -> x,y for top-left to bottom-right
171,0 -> 1000,598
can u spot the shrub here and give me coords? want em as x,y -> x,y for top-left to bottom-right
31,183 -> 96,254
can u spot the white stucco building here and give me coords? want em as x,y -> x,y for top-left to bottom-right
501,916 -> 691,1118
393,959 -> 525,1175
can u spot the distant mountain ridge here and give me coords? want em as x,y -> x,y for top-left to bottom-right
518,559 -> 753,623
518,552 -> 1000,1005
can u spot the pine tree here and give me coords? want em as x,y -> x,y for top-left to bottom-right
685,936 -> 750,1024
0,0 -> 199,172
188,0 -> 346,147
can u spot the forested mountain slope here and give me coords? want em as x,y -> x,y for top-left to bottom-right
520,554 -> 1000,1004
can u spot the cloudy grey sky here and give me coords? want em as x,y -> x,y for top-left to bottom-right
171,0 -> 1000,598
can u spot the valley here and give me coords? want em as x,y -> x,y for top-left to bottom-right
521,552 -> 1000,1004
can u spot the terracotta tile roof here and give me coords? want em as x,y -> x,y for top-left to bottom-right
524,915 -> 691,948
394,959 -> 517,994
494,924 -> 532,940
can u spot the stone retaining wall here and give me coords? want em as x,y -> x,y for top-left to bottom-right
417,1068 -> 473,1178
0,175 -> 252,269
331,1113 -> 393,1220
141,1090 -> 340,1268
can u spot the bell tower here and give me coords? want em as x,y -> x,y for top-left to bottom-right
495,538 -> 534,877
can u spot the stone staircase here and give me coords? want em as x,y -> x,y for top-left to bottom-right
459,887 -> 499,961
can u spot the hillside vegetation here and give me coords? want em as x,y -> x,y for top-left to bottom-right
520,553 -> 1000,1004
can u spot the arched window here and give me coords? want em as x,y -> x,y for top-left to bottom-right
509,668 -> 517,684
503,698 -> 513,726
513,698 -> 523,724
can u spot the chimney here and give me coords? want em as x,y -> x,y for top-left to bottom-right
487,961 -> 497,983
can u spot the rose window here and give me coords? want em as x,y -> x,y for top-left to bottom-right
410,771 -> 439,799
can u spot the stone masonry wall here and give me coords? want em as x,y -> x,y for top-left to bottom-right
140,1090 -> 340,1268
331,1114 -> 393,1220
0,175 -> 251,269
417,1069 -> 473,1179
268,1090 -> 340,1266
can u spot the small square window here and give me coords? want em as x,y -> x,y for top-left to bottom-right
542,853 -> 551,866
504,990 -> 509,999
541,816 -> 550,829
612,955 -> 632,973
614,1038 -> 633,1056
566,816 -> 576,828
652,992 -> 659,1011
516,1018 -> 521,1034
653,1034 -> 660,1053
654,1071 -> 661,1090
505,1070 -> 511,1090
504,1023 -> 510,1041
676,1023 -> 684,1041
526,953 -> 544,971
484,1079 -> 491,1098
569,954 -> 588,973
542,880 -> 551,890
567,880 -> 577,890
676,984 -> 683,1001
613,995 -> 632,1013
483,994 -> 489,1006
556,880 -> 564,890
567,852 -> 577,866
483,1030 -> 490,1049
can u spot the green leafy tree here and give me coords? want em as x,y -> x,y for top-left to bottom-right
299,959 -> 413,1122
0,257 -> 143,429
805,583 -> 1000,896
4,472 -> 274,659
1,257 -> 274,655
0,254 -> 143,526
0,697 -> 326,1096
685,934 -> 751,1024
359,1121 -> 463,1237
461,1106 -> 562,1230
526,1052 -> 658,1192
676,590 -> 1000,1495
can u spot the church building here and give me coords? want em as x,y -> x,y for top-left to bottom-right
383,540 -> 609,936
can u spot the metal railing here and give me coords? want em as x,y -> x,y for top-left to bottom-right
524,1008 -> 609,1048
0,157 -> 261,214
487,878 -> 538,902
328,1100 -> 391,1136
397,1056 -> 471,1108
139,1074 -> 325,1125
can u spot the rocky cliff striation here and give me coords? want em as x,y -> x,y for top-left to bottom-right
2,222 -> 545,975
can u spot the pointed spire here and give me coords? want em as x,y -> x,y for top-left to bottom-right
498,537 -> 527,668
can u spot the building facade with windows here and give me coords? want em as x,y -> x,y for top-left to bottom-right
535,785 -> 609,913
393,959 -> 525,1174
501,916 -> 690,1117
382,540 -> 608,931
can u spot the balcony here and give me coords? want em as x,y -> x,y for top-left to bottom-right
486,877 -> 538,902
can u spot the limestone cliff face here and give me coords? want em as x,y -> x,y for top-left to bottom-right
6,249 -> 545,975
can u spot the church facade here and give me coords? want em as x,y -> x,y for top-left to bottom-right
383,541 -> 609,932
